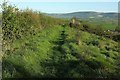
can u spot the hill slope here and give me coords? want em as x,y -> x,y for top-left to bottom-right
48,11 -> 118,20
2,2 -> 120,78
3,25 -> 120,78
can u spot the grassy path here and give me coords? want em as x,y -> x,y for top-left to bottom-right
2,25 -> 64,78
2,25 -> 120,78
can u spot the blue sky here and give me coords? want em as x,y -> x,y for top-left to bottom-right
1,1 -> 119,13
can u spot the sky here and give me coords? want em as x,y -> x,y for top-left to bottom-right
0,0 -> 119,13
1,0 -> 119,2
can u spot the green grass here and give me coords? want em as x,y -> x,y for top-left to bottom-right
84,19 -> 118,31
2,2 -> 120,78
3,25 -> 64,78
3,25 -> 120,78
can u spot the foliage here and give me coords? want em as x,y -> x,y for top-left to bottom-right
3,25 -> 120,78
2,1 -> 65,52
2,1 -> 120,79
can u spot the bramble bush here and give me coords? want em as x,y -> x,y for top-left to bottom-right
2,1 -> 66,52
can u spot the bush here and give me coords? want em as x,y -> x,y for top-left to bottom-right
2,1 -> 66,52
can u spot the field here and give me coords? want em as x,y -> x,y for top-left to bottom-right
3,25 -> 120,78
83,18 -> 118,31
1,1 -> 120,79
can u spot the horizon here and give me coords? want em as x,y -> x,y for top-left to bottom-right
7,2 -> 118,13
47,11 -> 118,14
0,11 -> 118,14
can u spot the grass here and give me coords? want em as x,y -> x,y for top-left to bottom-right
2,25 -> 120,78
3,25 -> 64,78
84,18 -> 118,31
2,2 -> 120,78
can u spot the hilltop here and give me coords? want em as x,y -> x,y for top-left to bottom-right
48,11 -> 118,20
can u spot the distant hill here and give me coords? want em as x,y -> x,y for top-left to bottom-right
47,11 -> 118,20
